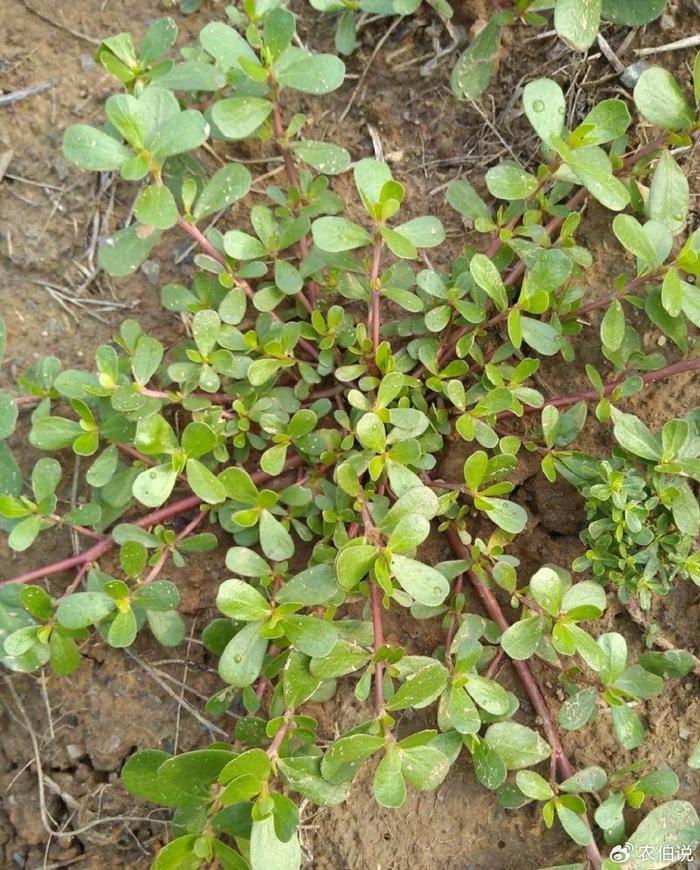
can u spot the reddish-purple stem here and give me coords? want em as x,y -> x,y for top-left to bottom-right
175,217 -> 319,361
447,527 -> 602,870
4,455 -> 303,587
498,357 -> 700,419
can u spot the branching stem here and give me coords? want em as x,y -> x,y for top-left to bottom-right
447,526 -> 603,870
4,455 -> 303,587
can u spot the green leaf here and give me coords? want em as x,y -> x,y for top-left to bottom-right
335,543 -> 377,590
148,110 -> 210,160
121,749 -> 173,804
8,516 -> 42,552
151,835 -> 200,870
611,704 -> 645,750
556,142 -> 630,211
29,416 -> 81,450
554,0 -> 601,52
601,0 -> 665,25
648,150 -> 689,235
523,78 -> 566,146
99,224 -> 162,277
479,497 -> 528,534
500,615 -> 545,660
561,581 -> 607,620
356,412 -> 386,452
63,125 -> 130,171
250,815 -> 300,870
226,547 -> 270,578
158,749 -> 236,807
559,687 -> 598,730
373,747 -> 406,808
277,564 -> 338,607
530,567 -> 563,617
292,141 -> 350,175
212,97 -> 273,140
634,67 -> 695,131
200,22 -> 259,71
448,685 -> 481,734
108,608 -> 138,647
393,216 -> 445,249
153,60 -> 225,91
309,639 -> 370,679
520,316 -> 560,356
274,47 -> 345,94
485,161 -> 539,201
218,621 -> 267,687
278,756 -> 350,806
625,801 -> 700,868
469,253 -> 508,309
311,217 -> 371,252
576,99 -> 631,145
280,614 -> 337,657
613,664 -> 664,699
560,765 -> 607,793
193,163 -> 252,220
472,739 -> 507,790
0,394 -> 18,440
132,464 -> 178,508
465,674 -> 511,715
671,479 -> 700,536
600,299 -> 625,351
386,661 -> 449,710
556,804 -> 592,846
390,554 -> 450,606
451,14 -> 503,101
134,184 -> 178,229
446,179 -> 491,222
515,769 -> 554,800
484,721 -> 551,770
259,510 -> 294,562
611,411 -> 660,461
217,578 -> 271,622
186,458 -> 227,505
612,214 -> 660,271
401,744 -> 450,790
321,733 -> 385,783
223,230 -> 267,260
636,769 -> 679,799
56,592 -> 115,629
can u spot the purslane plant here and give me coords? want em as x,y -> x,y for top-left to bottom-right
2,5 -> 700,869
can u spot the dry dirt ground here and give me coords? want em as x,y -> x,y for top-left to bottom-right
1,1 -> 699,868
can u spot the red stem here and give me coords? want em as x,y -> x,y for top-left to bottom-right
175,217 -> 319,361
498,357 -> 700,419
267,707 -> 295,759
4,455 -> 303,588
447,527 -> 602,869
369,238 -> 384,353
370,583 -> 385,713
444,572 -> 464,656
142,510 -> 207,585
270,86 -> 317,310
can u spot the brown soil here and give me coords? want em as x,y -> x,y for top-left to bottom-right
1,1 -> 699,869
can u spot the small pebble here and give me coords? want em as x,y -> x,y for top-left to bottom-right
80,53 -> 96,72
621,60 -> 651,90
141,259 -> 161,285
